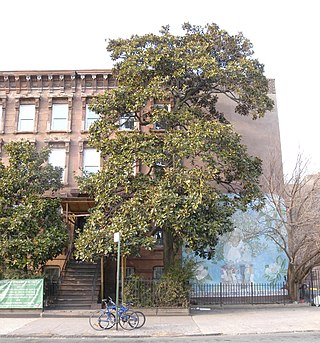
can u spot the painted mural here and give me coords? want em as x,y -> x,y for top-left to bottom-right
184,202 -> 288,285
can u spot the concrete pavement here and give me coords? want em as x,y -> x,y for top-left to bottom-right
1,304 -> 320,338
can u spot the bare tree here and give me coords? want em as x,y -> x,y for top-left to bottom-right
260,153 -> 320,301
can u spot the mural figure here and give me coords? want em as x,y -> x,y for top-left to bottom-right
185,202 -> 288,285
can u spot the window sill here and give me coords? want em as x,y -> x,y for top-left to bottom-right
14,130 -> 38,134
47,130 -> 72,133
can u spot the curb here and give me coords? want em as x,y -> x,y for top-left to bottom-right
1,307 -> 190,318
2,330 -> 320,339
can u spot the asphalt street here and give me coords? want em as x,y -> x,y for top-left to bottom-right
0,332 -> 320,343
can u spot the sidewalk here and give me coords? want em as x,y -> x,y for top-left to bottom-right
1,304 -> 320,338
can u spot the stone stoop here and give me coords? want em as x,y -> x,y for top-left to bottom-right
50,259 -> 100,310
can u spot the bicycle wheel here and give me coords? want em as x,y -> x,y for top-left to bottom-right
133,310 -> 146,328
89,310 -> 115,330
99,311 -> 116,329
119,311 -> 139,330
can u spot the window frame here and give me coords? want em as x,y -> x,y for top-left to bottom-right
18,104 -> 35,131
154,230 -> 164,246
82,147 -> 101,174
153,103 -> 171,131
119,112 -> 135,131
85,104 -> 99,131
47,141 -> 70,184
15,97 -> 40,133
51,103 -> 68,131
153,266 -> 164,280
0,96 -> 6,134
48,96 -> 72,133
125,267 -> 135,279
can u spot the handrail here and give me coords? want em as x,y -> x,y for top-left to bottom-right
60,242 -> 73,280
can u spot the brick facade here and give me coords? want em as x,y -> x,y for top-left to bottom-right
0,70 -> 282,283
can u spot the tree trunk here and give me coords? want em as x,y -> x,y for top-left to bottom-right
163,230 -> 175,272
287,263 -> 300,301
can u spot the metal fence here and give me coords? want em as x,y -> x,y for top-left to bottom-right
190,282 -> 289,306
43,278 -> 59,307
123,279 -> 289,307
301,269 -> 320,304
123,278 -> 190,308
43,269 -> 320,308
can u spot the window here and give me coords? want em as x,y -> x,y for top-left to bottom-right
49,148 -> 66,181
18,104 -> 35,131
153,103 -> 170,130
154,161 -> 166,179
154,230 -> 163,246
132,160 -> 137,176
153,266 -> 164,280
85,104 -> 99,130
126,267 -> 135,279
119,113 -> 135,130
83,148 -> 100,174
51,103 -> 68,131
0,105 -> 3,133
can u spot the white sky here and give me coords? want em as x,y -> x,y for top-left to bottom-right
1,0 -> 319,175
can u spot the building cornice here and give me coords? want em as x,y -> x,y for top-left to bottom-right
0,70 -> 115,94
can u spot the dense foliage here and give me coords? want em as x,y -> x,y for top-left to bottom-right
75,23 -> 273,266
0,141 -> 68,277
123,259 -> 197,307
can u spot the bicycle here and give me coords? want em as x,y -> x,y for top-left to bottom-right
107,297 -> 146,329
89,297 -> 145,330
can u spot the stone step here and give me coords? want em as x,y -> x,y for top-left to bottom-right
63,277 -> 97,282
59,289 -> 99,294
64,272 -> 99,276
50,259 -> 100,310
55,295 -> 95,301
68,262 -> 98,268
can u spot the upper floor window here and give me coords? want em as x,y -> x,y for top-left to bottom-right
18,104 -> 35,131
154,161 -> 166,179
83,148 -> 100,174
154,230 -> 164,246
49,148 -> 66,182
153,103 -> 170,130
119,113 -> 135,130
0,104 -> 4,134
51,103 -> 68,131
85,104 -> 99,130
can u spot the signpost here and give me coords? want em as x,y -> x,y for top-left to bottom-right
114,232 -> 120,330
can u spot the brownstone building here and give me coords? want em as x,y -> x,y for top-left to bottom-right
0,70 -> 282,307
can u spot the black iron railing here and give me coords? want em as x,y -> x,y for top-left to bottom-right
123,278 -> 190,308
123,279 -> 290,307
301,269 -> 320,304
190,282 -> 289,306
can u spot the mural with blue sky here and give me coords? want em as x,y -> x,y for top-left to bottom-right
184,200 -> 288,285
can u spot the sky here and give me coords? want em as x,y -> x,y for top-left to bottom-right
1,0 -> 319,175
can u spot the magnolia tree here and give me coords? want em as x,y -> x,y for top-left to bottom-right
0,141 -> 68,277
74,23 -> 273,269
260,154 -> 320,300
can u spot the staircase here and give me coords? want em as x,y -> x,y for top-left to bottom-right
53,259 -> 101,309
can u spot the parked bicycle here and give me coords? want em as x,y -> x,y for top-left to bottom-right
89,297 -> 146,330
